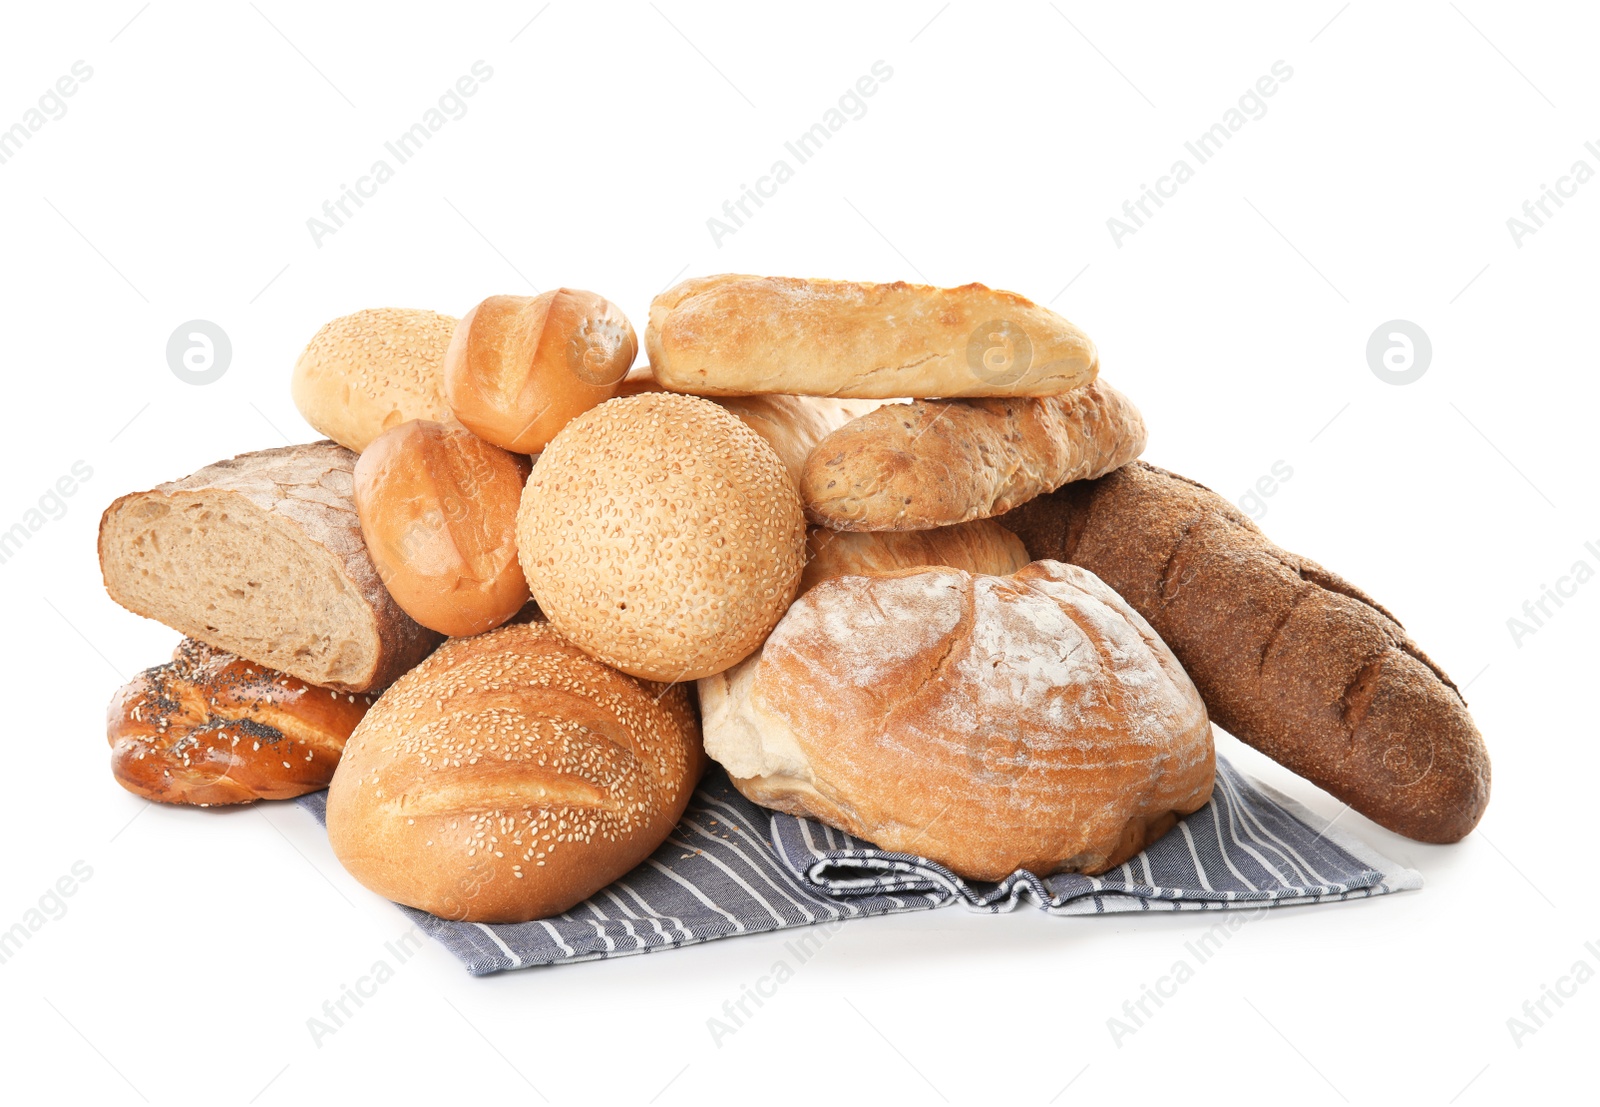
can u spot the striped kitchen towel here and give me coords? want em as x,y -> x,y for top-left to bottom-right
297,754 -> 1420,975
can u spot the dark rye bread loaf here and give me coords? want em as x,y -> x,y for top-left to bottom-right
100,443 -> 441,693
996,461 -> 1490,843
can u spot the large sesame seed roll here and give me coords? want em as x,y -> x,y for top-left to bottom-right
326,622 -> 703,923
516,392 -> 807,682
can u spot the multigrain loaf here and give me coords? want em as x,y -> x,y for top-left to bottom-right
291,307 -> 459,452
996,461 -> 1491,843
107,638 -> 371,806
801,379 -> 1146,531
354,420 -> 532,638
647,274 -> 1098,399
517,392 -> 807,682
705,561 -> 1215,880
98,443 -> 441,693
325,623 -> 703,923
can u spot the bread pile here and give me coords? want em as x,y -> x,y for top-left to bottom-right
96,275 -> 1492,923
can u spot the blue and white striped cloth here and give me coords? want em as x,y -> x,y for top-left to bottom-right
298,755 -> 1420,975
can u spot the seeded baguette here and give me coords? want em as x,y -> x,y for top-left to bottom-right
996,461 -> 1491,843
99,443 -> 441,693
802,379 -> 1146,531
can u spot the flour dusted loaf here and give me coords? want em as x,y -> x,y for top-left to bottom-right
998,462 -> 1491,843
700,520 -> 1031,784
99,443 -> 441,693
707,560 -> 1215,880
291,308 -> 459,452
802,379 -> 1146,530
325,623 -> 703,923
647,275 -> 1098,399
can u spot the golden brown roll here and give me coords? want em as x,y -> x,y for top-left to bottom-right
706,560 -> 1215,881
353,420 -> 531,638
108,638 -> 371,806
325,623 -> 704,923
444,290 -> 637,453
290,307 -> 459,452
517,392 -> 807,682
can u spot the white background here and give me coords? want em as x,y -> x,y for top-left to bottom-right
0,2 -> 1594,1103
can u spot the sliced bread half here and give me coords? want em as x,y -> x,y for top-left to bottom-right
99,442 -> 440,692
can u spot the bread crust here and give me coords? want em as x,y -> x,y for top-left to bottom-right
712,393 -> 877,487
800,380 -> 1146,531
290,307 -> 459,452
517,393 -> 806,682
647,274 -> 1098,399
354,421 -> 531,638
107,638 -> 371,805
444,290 -> 637,453
99,443 -> 440,693
325,623 -> 704,923
998,461 -> 1492,843
708,561 -> 1214,881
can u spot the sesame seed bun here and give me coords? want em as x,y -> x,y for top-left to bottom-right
516,392 -> 807,682
325,622 -> 703,923
290,307 -> 459,453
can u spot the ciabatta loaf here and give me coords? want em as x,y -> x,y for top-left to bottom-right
802,380 -> 1146,531
99,443 -> 440,693
707,561 -> 1214,881
647,274 -> 1098,399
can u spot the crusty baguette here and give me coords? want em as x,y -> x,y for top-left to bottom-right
99,443 -> 440,693
996,461 -> 1491,843
801,380 -> 1146,531
647,274 -> 1098,399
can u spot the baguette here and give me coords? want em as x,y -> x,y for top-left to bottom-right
801,380 -> 1145,531
647,274 -> 1098,399
99,443 -> 441,693
997,461 -> 1490,842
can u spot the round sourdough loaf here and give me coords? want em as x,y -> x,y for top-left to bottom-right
711,560 -> 1215,880
291,307 -> 459,452
517,392 -> 806,681
353,420 -> 531,638
325,623 -> 703,923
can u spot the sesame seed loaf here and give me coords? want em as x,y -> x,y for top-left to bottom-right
98,442 -> 441,693
326,623 -> 704,923
647,274 -> 1099,399
996,461 -> 1491,843
800,379 -> 1147,531
291,307 -> 459,452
